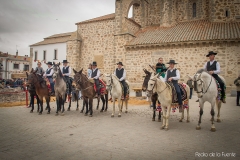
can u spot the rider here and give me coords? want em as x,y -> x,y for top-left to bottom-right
34,62 -> 45,86
114,62 -> 127,100
89,61 -> 101,97
62,60 -> 72,93
153,57 -> 167,78
43,62 -> 54,95
204,51 -> 226,103
164,60 -> 183,112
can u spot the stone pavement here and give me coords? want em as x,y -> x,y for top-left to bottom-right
0,96 -> 239,160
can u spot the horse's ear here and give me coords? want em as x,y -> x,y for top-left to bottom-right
73,68 -> 77,74
187,75 -> 193,80
58,62 -> 60,66
30,68 -> 34,73
79,68 -> 83,74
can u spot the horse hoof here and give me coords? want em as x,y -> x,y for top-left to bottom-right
179,119 -> 183,122
210,128 -> 216,132
118,115 -> 121,117
30,111 -> 33,113
165,128 -> 169,131
158,119 -> 161,122
84,114 -> 88,116
125,111 -> 128,113
152,118 -> 155,121
76,108 -> 79,111
217,119 -> 221,123
38,113 -> 42,115
100,110 -> 103,112
111,115 -> 114,118
45,107 -> 48,110
161,126 -> 165,130
61,113 -> 65,116
196,126 -> 201,130
47,112 -> 50,114
104,110 -> 107,112
187,120 -> 190,123
67,109 -> 70,111
89,115 -> 93,117
80,110 -> 83,113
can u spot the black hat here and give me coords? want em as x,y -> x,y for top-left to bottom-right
117,62 -> 124,66
206,51 -> 217,57
47,62 -> 53,65
92,61 -> 97,66
167,60 -> 177,64
63,60 -> 69,63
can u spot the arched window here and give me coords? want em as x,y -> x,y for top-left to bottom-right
225,9 -> 229,17
193,3 -> 197,18
128,5 -> 133,18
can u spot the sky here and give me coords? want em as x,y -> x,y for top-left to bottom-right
0,0 -> 115,56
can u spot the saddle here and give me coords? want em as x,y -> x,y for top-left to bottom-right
166,82 -> 188,104
213,78 -> 226,100
119,82 -> 130,100
94,79 -> 106,95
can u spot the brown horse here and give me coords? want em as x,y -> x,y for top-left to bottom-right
142,69 -> 161,122
73,68 -> 108,117
26,69 -> 51,114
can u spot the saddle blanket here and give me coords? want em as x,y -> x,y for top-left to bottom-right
94,79 -> 106,95
166,82 -> 188,104
120,82 -> 130,100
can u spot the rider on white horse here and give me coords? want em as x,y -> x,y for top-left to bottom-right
204,51 -> 226,103
164,60 -> 183,112
114,62 -> 127,100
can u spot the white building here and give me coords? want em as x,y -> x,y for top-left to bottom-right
0,51 -> 31,79
30,32 -> 74,70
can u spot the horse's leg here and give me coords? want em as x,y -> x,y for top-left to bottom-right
164,106 -> 171,130
85,98 -> 89,116
100,96 -> 105,112
38,97 -> 43,115
152,98 -> 156,121
158,111 -> 161,122
76,93 -> 79,111
210,100 -> 216,132
179,107 -> 184,122
216,100 -> 221,122
104,93 -> 108,112
67,94 -> 72,111
125,99 -> 128,113
120,100 -> 123,112
118,98 -> 121,117
161,105 -> 166,129
36,96 -> 40,112
89,98 -> 93,117
55,96 -> 59,116
46,96 -> 51,114
96,97 -> 100,110
30,94 -> 34,113
186,101 -> 190,123
111,98 -> 115,117
80,99 -> 85,113
196,101 -> 204,130
62,95 -> 66,115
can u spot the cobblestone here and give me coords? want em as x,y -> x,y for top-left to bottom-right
0,96 -> 239,160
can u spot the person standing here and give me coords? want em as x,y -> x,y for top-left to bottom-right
114,62 -> 127,100
203,51 -> 226,103
62,60 -> 72,94
89,62 -> 101,96
164,60 -> 183,112
234,74 -> 240,106
87,63 -> 92,77
44,62 -> 54,95
186,78 -> 193,99
153,57 -> 167,78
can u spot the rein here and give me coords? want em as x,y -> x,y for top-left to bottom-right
194,72 -> 213,94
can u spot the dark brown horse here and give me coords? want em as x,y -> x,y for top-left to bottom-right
26,69 -> 51,114
27,84 -> 40,112
142,69 -> 161,122
73,68 -> 108,117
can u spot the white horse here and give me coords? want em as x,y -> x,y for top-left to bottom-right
104,74 -> 129,117
189,70 -> 225,132
147,73 -> 190,130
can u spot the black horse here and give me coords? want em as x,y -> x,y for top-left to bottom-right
142,69 -> 161,122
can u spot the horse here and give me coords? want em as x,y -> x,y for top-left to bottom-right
26,69 -> 51,114
189,70 -> 225,132
52,62 -> 67,116
142,69 -> 161,122
27,84 -> 40,112
73,68 -> 108,117
147,73 -> 190,130
104,74 -> 129,117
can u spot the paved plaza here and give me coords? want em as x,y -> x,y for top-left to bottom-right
0,95 -> 239,160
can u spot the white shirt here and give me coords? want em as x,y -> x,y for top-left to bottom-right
164,68 -> 180,82
114,68 -> 126,81
62,66 -> 71,76
203,60 -> 220,74
89,68 -> 100,79
44,67 -> 53,77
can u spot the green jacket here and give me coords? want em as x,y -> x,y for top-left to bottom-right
156,63 -> 167,78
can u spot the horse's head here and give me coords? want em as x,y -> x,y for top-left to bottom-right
104,73 -> 113,91
147,73 -> 158,95
189,71 -> 204,98
26,68 -> 37,85
52,62 -> 61,79
142,68 -> 151,91
73,68 -> 84,85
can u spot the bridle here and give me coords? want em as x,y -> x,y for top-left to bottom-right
105,74 -> 114,91
75,73 -> 94,91
193,72 -> 212,95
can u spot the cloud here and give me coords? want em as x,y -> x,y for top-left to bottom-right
0,0 -> 115,55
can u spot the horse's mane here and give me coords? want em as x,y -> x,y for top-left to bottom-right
111,74 -> 120,81
58,66 -> 63,78
196,69 -> 206,74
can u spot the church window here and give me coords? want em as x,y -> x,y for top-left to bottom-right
193,3 -> 197,18
54,49 -> 58,60
43,50 -> 46,60
34,51 -> 38,61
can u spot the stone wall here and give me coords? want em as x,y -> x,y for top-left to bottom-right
147,0 -> 161,25
0,87 -> 29,103
125,42 -> 240,93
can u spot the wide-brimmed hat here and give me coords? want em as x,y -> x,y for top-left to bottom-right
47,62 -> 53,65
117,62 -> 124,66
92,61 -> 97,66
206,51 -> 217,57
63,60 -> 69,63
167,60 -> 177,64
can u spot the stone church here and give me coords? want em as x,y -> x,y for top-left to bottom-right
65,0 -> 240,91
